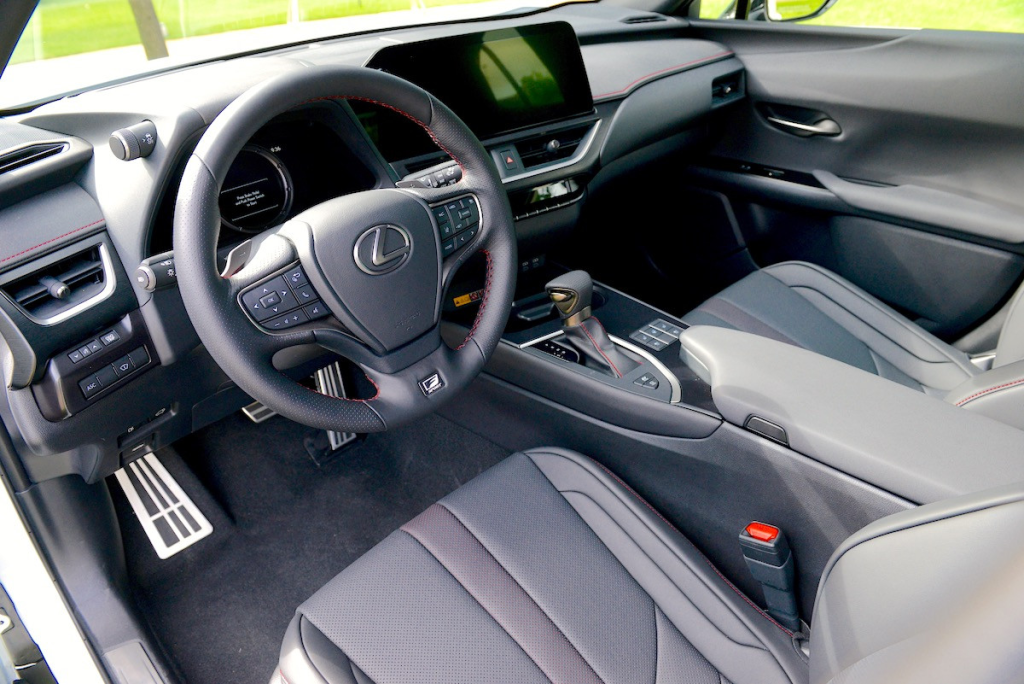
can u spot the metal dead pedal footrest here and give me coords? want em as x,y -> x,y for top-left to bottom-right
114,454 -> 213,559
314,362 -> 357,451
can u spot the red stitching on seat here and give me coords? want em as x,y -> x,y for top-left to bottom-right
278,669 -> 292,684
591,460 -> 796,638
955,377 -> 1024,407
592,52 -> 735,101
456,249 -> 492,351
303,95 -> 466,173
580,319 -> 622,378
0,219 -> 104,264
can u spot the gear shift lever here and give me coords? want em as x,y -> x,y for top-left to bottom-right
546,271 -> 639,378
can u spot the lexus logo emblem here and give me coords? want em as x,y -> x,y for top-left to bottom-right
353,224 -> 412,275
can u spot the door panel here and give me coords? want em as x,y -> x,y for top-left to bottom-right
683,21 -> 1024,340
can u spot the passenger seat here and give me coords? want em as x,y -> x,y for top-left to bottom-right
683,261 -> 1024,429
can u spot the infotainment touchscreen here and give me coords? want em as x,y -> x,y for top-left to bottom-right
365,22 -> 593,141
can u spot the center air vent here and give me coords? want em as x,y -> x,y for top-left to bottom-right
0,142 -> 68,175
516,124 -> 593,170
2,244 -> 109,323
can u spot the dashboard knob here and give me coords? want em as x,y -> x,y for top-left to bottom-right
110,121 -> 157,161
545,139 -> 561,154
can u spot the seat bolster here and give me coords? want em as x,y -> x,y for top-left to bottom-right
278,614 -> 362,684
763,262 -> 977,391
525,448 -> 808,684
810,483 -> 1024,684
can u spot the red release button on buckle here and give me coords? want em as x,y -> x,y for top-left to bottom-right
745,522 -> 779,542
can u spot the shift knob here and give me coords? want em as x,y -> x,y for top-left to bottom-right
545,270 -> 593,327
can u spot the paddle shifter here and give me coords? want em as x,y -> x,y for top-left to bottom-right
545,271 -> 639,378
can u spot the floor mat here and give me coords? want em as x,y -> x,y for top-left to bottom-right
112,412 -> 509,684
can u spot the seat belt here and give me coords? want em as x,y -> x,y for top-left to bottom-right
739,522 -> 801,633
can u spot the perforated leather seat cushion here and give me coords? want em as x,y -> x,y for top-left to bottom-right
275,448 -> 808,684
683,261 -> 978,395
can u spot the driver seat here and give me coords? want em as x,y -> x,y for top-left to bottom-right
273,448 -> 1024,684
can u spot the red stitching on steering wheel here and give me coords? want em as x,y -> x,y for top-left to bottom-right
304,95 -> 466,173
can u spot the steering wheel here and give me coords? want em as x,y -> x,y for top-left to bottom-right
173,65 -> 517,433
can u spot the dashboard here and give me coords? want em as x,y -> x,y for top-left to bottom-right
0,3 -> 745,484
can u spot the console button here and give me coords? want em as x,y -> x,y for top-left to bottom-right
80,376 -> 103,399
68,349 -> 84,364
87,340 -> 104,354
113,355 -> 134,377
128,346 -> 150,369
78,345 -> 93,359
264,309 -> 308,330
631,331 -> 654,346
284,267 -> 308,289
100,330 -> 120,345
96,366 -> 118,387
304,301 -> 329,320
498,149 -> 517,170
647,338 -> 667,351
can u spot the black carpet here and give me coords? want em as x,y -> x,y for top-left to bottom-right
112,412 -> 509,684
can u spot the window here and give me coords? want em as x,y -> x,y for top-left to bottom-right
698,0 -> 1024,33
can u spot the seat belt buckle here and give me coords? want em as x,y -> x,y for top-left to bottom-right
739,522 -> 801,633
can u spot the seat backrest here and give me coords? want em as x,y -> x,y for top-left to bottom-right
809,483 -> 1024,684
995,280 -> 1024,367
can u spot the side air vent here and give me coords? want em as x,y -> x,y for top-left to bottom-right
0,142 -> 68,175
621,15 -> 667,23
2,244 -> 109,323
517,124 -> 593,169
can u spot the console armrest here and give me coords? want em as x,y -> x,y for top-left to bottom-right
680,326 -> 1024,504
945,359 -> 1024,431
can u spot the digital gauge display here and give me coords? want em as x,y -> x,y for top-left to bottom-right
219,146 -> 293,232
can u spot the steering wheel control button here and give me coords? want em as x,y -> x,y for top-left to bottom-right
243,277 -> 295,321
259,291 -> 282,308
265,310 -> 308,330
441,238 -> 456,256
304,301 -> 329,320
80,376 -> 103,399
353,224 -> 413,275
100,330 -> 121,346
293,285 -> 317,304
285,267 -> 308,289
419,373 -> 445,396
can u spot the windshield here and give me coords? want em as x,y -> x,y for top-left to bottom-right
2,0 -> 582,110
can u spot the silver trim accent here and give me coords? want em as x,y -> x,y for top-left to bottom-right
513,330 -> 682,404
114,454 -> 213,560
21,243 -> 117,327
242,401 -> 277,424
314,362 -> 358,449
610,334 -> 682,404
500,120 -> 602,184
353,224 -> 412,275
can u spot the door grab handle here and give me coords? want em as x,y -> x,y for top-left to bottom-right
766,116 -> 841,137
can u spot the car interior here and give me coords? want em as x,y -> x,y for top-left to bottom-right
1,1 -> 1024,683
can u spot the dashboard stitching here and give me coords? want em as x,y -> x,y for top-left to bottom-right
457,249 -> 492,351
0,218 -> 104,264
955,377 -> 1024,407
303,95 -> 466,173
592,51 -> 735,101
